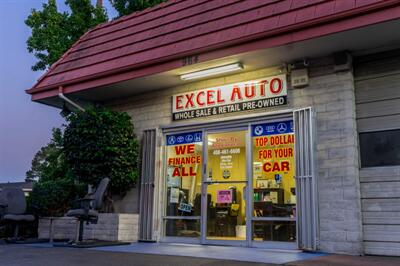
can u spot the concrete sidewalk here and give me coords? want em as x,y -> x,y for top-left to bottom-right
90,242 -> 324,264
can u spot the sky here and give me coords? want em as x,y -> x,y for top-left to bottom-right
0,0 -> 117,183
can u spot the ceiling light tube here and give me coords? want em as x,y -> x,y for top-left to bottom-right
180,63 -> 243,80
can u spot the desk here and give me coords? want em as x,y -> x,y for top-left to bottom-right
214,205 -> 237,237
253,220 -> 296,242
254,202 -> 295,217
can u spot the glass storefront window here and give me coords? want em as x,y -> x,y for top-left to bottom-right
162,120 -> 297,244
359,129 -> 400,167
164,132 -> 203,237
251,121 -> 296,242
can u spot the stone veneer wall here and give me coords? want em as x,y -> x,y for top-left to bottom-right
38,213 -> 139,242
290,58 -> 362,255
108,56 -> 362,255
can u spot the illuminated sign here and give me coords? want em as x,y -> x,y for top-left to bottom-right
172,74 -> 287,120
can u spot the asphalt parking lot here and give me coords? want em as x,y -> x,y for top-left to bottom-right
1,243 -> 400,266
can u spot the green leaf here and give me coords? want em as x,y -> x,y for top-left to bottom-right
63,107 -> 139,194
25,0 -> 108,71
109,0 -> 165,18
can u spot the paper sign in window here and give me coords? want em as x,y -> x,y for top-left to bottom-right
217,190 -> 233,203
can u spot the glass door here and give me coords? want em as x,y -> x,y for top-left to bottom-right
202,129 -> 249,246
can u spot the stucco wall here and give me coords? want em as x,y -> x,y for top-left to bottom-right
108,56 -> 362,255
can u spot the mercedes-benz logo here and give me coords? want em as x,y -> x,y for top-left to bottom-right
277,123 -> 287,133
254,126 -> 264,136
168,136 -> 176,145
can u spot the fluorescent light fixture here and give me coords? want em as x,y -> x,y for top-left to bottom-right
180,63 -> 243,80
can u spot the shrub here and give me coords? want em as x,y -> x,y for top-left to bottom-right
27,179 -> 85,217
63,108 -> 139,195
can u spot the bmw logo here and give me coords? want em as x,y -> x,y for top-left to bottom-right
177,136 -> 184,143
168,136 -> 176,145
254,126 -> 264,136
277,123 -> 287,133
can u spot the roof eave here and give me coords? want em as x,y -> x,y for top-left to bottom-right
27,1 -> 400,100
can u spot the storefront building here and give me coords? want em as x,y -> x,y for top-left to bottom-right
27,0 -> 400,256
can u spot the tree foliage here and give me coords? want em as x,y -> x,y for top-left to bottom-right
26,128 -> 85,217
63,108 -> 139,194
109,0 -> 165,17
26,128 -> 73,182
25,0 -> 107,71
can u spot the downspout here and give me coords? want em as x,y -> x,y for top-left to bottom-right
58,86 -> 85,111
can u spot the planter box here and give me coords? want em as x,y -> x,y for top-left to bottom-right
38,213 -> 139,242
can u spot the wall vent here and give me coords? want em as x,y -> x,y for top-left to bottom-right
291,68 -> 309,88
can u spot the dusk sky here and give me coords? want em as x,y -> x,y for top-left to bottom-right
0,0 -> 117,183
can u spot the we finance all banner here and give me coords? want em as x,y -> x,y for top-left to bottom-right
172,74 -> 287,121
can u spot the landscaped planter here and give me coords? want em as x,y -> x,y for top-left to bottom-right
38,213 -> 139,242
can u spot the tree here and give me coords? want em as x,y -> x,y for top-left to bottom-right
63,108 -> 139,194
110,0 -> 165,17
25,0 -> 107,71
26,128 -> 73,182
26,128 -> 85,217
66,0 -> 108,41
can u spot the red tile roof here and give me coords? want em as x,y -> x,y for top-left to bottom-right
27,0 -> 400,99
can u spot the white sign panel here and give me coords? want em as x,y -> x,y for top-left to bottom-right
172,74 -> 287,120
